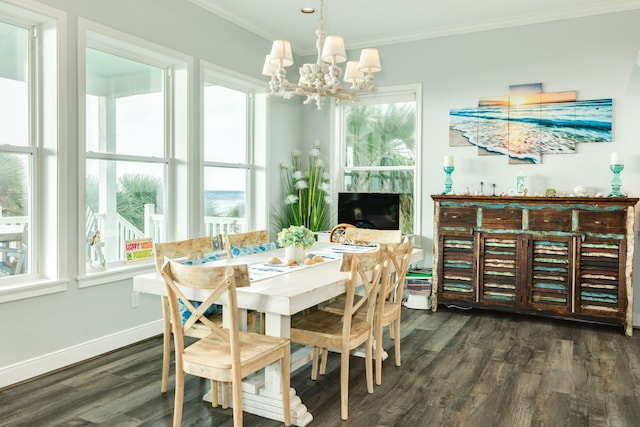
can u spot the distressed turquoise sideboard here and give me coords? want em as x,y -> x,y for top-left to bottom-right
431,195 -> 639,336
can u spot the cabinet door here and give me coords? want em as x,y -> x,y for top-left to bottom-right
478,233 -> 521,306
526,235 -> 573,313
438,232 -> 476,302
576,236 -> 625,319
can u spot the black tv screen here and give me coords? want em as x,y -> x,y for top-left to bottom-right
338,192 -> 401,230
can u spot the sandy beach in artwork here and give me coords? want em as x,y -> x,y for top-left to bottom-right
449,128 -> 473,147
449,127 -> 499,157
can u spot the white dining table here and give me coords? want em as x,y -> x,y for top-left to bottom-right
132,241 -> 424,426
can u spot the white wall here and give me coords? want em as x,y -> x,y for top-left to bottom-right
2,1 -> 640,388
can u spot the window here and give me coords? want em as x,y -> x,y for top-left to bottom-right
200,64 -> 267,239
80,21 -> 189,283
84,47 -> 167,273
335,86 -> 422,235
0,1 -> 63,298
0,20 -> 30,279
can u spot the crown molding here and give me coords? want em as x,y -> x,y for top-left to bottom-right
189,0 -> 640,57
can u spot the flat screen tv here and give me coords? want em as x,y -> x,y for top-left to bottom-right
337,192 -> 401,230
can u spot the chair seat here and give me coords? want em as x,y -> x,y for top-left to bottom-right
184,330 -> 289,375
291,310 -> 371,351
323,295 -> 401,323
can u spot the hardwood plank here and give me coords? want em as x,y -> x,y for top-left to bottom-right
2,308 -> 640,426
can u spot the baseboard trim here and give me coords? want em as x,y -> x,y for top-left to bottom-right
0,320 -> 163,389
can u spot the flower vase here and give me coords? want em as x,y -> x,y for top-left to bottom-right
285,246 -> 305,263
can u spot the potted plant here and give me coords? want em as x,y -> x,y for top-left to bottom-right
272,143 -> 331,233
277,225 -> 315,262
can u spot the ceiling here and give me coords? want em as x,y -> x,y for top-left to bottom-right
189,0 -> 640,56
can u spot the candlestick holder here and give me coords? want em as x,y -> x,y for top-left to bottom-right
442,165 -> 454,194
609,164 -> 625,197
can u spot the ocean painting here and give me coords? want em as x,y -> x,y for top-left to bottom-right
449,83 -> 612,164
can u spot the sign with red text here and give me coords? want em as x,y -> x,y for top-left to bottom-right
125,238 -> 154,263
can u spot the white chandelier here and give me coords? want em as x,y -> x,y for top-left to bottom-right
261,0 -> 382,110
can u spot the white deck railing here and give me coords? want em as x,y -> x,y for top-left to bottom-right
87,204 -> 245,260
2,205 -> 245,264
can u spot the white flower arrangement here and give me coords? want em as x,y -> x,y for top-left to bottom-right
273,142 -> 331,232
277,225 -> 315,248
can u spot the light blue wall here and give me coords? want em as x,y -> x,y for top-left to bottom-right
2,0 -> 640,387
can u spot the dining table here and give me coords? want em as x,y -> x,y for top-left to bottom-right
132,241 -> 424,426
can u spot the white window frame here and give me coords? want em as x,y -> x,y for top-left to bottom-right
198,61 -> 269,237
0,0 -> 66,303
77,19 -> 192,288
331,84 -> 423,237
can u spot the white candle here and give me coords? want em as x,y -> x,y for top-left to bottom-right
611,152 -> 621,165
444,155 -> 454,167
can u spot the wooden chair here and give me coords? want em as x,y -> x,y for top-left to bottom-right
161,260 -> 291,427
154,237 -> 219,394
329,223 -> 356,243
370,237 -> 413,384
321,229 -> 411,386
223,229 -> 271,258
224,229 -> 272,332
289,248 -> 387,420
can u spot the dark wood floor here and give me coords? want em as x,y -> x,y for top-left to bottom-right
3,306 -> 640,427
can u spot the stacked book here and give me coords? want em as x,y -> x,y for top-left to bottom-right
404,268 -> 432,310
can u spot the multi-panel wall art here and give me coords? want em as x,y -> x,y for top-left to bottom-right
449,83 -> 612,164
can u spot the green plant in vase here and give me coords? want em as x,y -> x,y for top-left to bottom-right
273,144 -> 331,232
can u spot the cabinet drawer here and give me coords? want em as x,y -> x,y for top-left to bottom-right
577,210 -> 625,234
440,206 -> 477,228
528,209 -> 572,232
481,208 -> 522,229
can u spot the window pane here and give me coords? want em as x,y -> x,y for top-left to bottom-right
0,21 -> 29,147
203,84 -> 247,163
342,97 -> 417,235
345,102 -> 416,167
0,152 -> 30,276
86,159 -> 164,266
204,166 -> 246,236
344,170 -> 414,234
85,48 -> 164,157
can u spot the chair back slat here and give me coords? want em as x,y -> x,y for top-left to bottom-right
153,237 -> 214,271
224,230 -> 270,258
344,228 -> 402,245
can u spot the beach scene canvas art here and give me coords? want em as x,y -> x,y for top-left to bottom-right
449,83 -> 612,164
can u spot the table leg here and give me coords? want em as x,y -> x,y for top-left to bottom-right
223,307 -> 248,331
207,310 -> 313,426
263,312 -> 313,426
